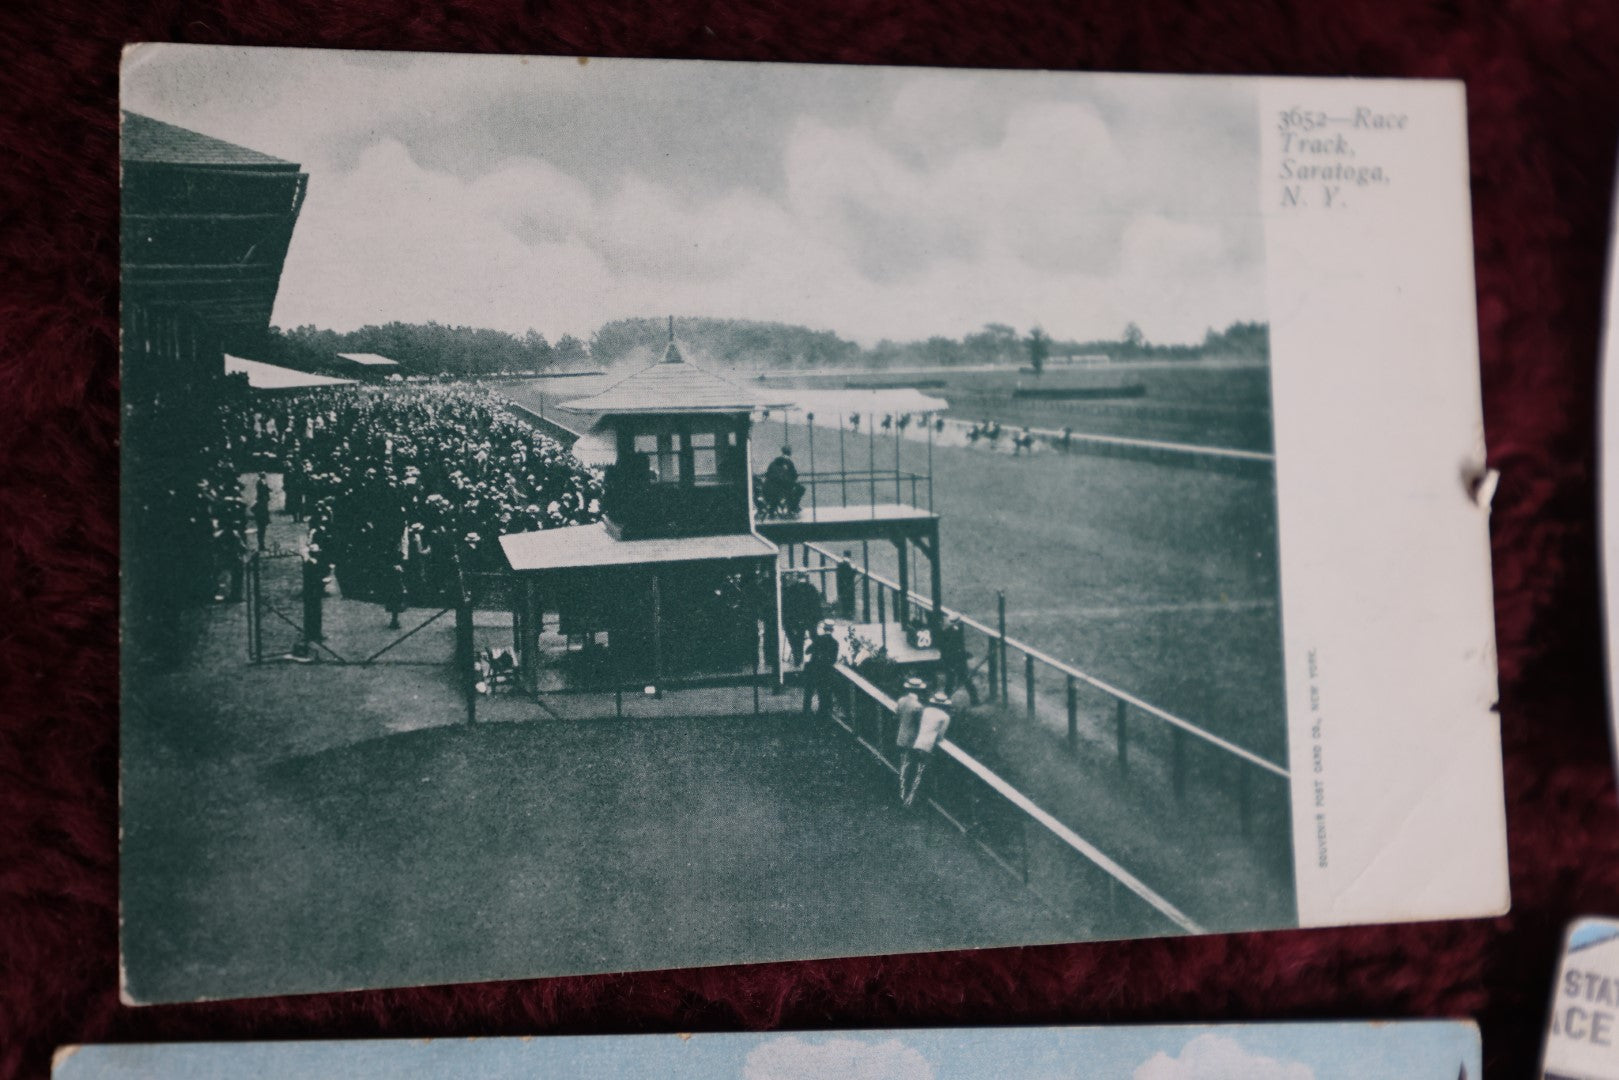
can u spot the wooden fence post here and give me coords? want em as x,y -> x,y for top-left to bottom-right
987,645 -> 999,706
1024,653 -> 1036,723
861,541 -> 872,622
1066,675 -> 1079,753
997,591 -> 1009,702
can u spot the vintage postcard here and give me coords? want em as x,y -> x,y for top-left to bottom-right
1603,162 -> 1619,773
1544,917 -> 1619,1080
119,45 -> 1506,1002
55,1023 -> 1482,1079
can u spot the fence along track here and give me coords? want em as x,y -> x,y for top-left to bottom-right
833,663 -> 1204,936
803,541 -> 1289,781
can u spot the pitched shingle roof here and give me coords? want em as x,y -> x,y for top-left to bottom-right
562,345 -> 791,415
121,111 -> 297,168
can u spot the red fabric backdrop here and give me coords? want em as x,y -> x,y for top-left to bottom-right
2,2 -> 1616,1077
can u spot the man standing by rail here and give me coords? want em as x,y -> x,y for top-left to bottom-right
802,619 -> 840,719
904,691 -> 954,807
895,676 -> 926,803
938,614 -> 976,704
835,551 -> 857,620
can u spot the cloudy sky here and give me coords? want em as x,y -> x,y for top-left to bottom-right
122,45 -> 1266,346
59,1023 -> 1476,1079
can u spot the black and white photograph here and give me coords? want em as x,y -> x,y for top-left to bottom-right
118,46 -> 1501,1003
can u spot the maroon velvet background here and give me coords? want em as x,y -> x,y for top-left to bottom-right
3,2 -> 1617,1078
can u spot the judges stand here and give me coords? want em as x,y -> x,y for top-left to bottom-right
498,323 -> 953,711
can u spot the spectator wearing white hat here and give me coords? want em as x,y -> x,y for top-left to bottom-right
895,676 -> 927,801
903,690 -> 954,807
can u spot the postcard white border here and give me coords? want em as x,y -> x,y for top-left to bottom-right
1259,79 -> 1508,925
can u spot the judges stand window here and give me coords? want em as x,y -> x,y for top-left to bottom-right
690,432 -> 721,485
635,434 -> 680,483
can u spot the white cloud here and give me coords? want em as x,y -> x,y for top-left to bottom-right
150,55 -> 1269,346
275,140 -> 616,335
743,1036 -> 934,1080
1134,1034 -> 1316,1080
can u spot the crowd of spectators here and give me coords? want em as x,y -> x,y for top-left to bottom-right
208,384 -> 602,604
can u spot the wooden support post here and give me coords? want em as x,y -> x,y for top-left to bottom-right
894,538 -> 910,626
869,416 -> 877,516
1116,698 -> 1129,772
927,523 -> 943,634
807,414 -> 817,517
522,578 -> 542,694
861,540 -> 872,621
894,427 -> 902,504
839,416 -> 848,506
877,586 -> 888,649
1025,653 -> 1036,722
927,415 -> 934,512
650,572 -> 663,697
987,645 -> 999,705
997,591 -> 1009,702
1067,675 -> 1079,753
771,563 -> 785,688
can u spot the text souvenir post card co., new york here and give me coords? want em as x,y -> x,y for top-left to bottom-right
119,44 -> 1506,1002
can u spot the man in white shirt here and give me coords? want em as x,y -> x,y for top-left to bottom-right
894,676 -> 926,803
904,691 -> 953,807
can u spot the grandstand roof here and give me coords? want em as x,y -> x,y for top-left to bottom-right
121,112 -> 297,168
336,352 -> 400,367
501,523 -> 777,572
121,112 -> 308,351
225,355 -> 355,390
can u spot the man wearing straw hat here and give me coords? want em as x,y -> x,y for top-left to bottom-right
903,690 -> 954,807
895,676 -> 927,802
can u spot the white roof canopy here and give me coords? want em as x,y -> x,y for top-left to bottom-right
225,355 -> 356,390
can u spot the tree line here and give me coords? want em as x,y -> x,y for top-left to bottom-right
257,317 -> 1268,377
262,323 -> 590,378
